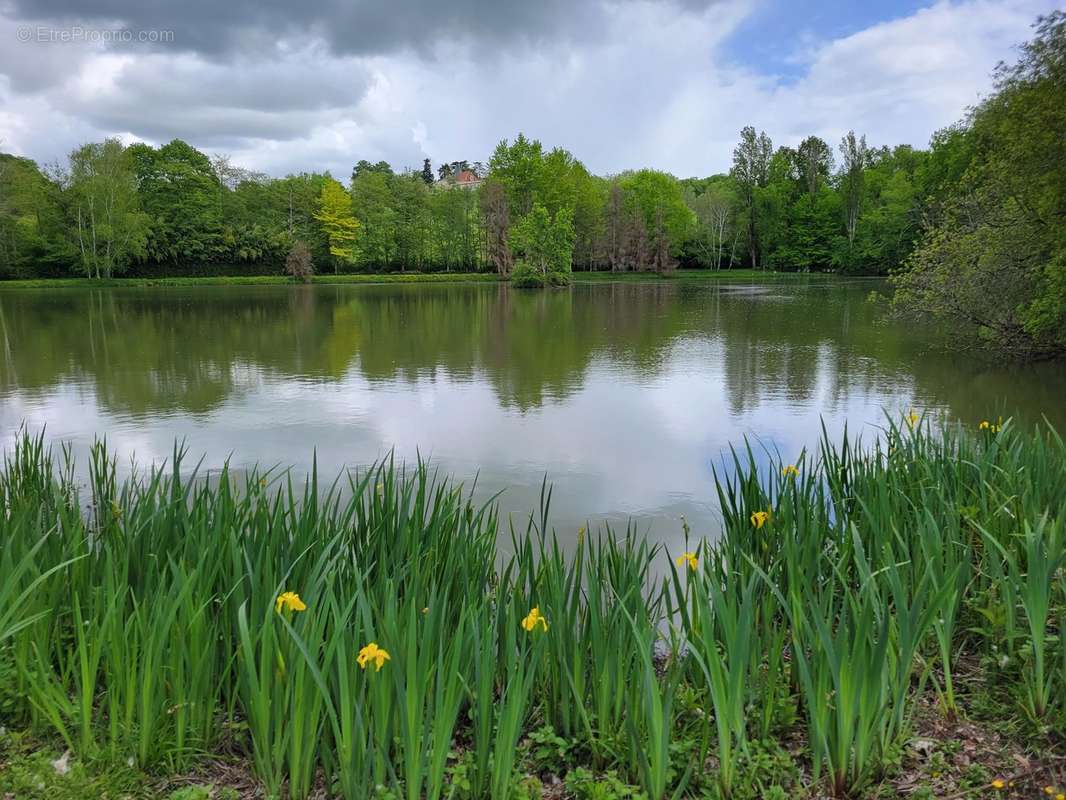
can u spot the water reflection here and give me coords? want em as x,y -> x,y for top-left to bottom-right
1,279 -> 1063,548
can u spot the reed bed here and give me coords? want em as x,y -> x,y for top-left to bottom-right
0,417 -> 1063,799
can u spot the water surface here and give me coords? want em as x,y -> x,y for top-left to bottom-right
2,278 -> 1063,551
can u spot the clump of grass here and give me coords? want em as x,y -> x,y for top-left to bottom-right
1,416 -> 1064,798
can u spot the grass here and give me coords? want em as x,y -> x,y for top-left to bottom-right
0,272 -> 504,290
0,268 -> 845,290
0,417 -> 1064,799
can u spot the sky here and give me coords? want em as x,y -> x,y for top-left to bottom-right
0,0 -> 1056,179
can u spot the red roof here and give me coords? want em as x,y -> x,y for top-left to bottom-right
454,170 -> 480,184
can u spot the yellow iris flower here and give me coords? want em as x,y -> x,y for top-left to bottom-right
750,510 -> 770,529
781,464 -> 799,478
357,642 -> 391,671
906,410 -> 919,428
275,591 -> 307,614
521,606 -> 548,633
676,552 -> 698,571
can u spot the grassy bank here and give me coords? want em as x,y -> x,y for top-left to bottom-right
1,419 -> 1064,799
0,272 -> 504,290
0,269 -> 834,290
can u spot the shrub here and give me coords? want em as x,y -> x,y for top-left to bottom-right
510,261 -> 570,288
285,241 -> 314,283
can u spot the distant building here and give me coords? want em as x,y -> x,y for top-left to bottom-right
438,169 -> 482,190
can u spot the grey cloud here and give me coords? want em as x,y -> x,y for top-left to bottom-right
43,47 -> 374,146
7,0 -> 720,58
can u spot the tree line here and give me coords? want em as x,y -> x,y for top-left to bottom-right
0,121 -> 966,282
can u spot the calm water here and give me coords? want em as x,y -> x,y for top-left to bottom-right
2,279 -> 1063,552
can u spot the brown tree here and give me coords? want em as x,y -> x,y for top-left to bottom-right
286,240 -> 314,283
651,204 -> 676,273
480,179 -> 513,277
604,182 -> 627,271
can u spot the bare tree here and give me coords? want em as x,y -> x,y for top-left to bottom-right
684,186 -> 733,270
604,182 -> 627,271
285,240 -> 314,282
651,204 -> 676,273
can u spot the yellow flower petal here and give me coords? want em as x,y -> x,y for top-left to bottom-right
275,591 -> 307,614
521,607 -> 548,633
675,552 -> 698,570
358,642 -> 390,671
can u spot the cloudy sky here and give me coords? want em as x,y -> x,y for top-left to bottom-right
0,0 -> 1056,179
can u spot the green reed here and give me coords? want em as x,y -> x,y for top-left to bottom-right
1,414 -> 1064,799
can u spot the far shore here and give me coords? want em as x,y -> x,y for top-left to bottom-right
0,268 -> 860,290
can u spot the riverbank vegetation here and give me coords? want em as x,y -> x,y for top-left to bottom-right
891,13 -> 1066,361
0,122 -> 946,283
1,417 -> 1064,799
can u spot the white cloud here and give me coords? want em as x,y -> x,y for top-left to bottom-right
0,0 -> 1057,177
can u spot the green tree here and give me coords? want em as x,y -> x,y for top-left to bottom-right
894,12 -> 1066,359
391,174 -> 430,271
489,133 -> 544,217
731,126 -> 773,268
0,153 -> 72,277
66,139 -> 149,279
796,136 -> 834,200
313,178 -> 360,272
510,203 -> 574,283
620,170 -> 694,266
838,131 -> 869,254
351,171 -> 396,269
128,139 -> 223,264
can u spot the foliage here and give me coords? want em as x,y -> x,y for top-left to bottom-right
1,416 -> 1064,798
618,170 -> 693,268
65,139 -> 150,279
893,12 -> 1066,359
128,139 -> 223,264
509,203 -> 575,282
313,178 -> 359,272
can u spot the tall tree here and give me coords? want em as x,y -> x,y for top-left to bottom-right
420,158 -> 434,186
67,138 -> 149,279
796,136 -> 834,200
351,170 -> 396,268
313,178 -> 359,273
838,131 -> 869,249
620,170 -> 694,268
730,126 -> 773,268
488,133 -> 544,217
480,178 -> 512,277
603,182 -> 627,272
684,182 -> 734,270
128,139 -> 223,264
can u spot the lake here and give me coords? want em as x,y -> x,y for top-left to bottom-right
2,277 -> 1063,553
